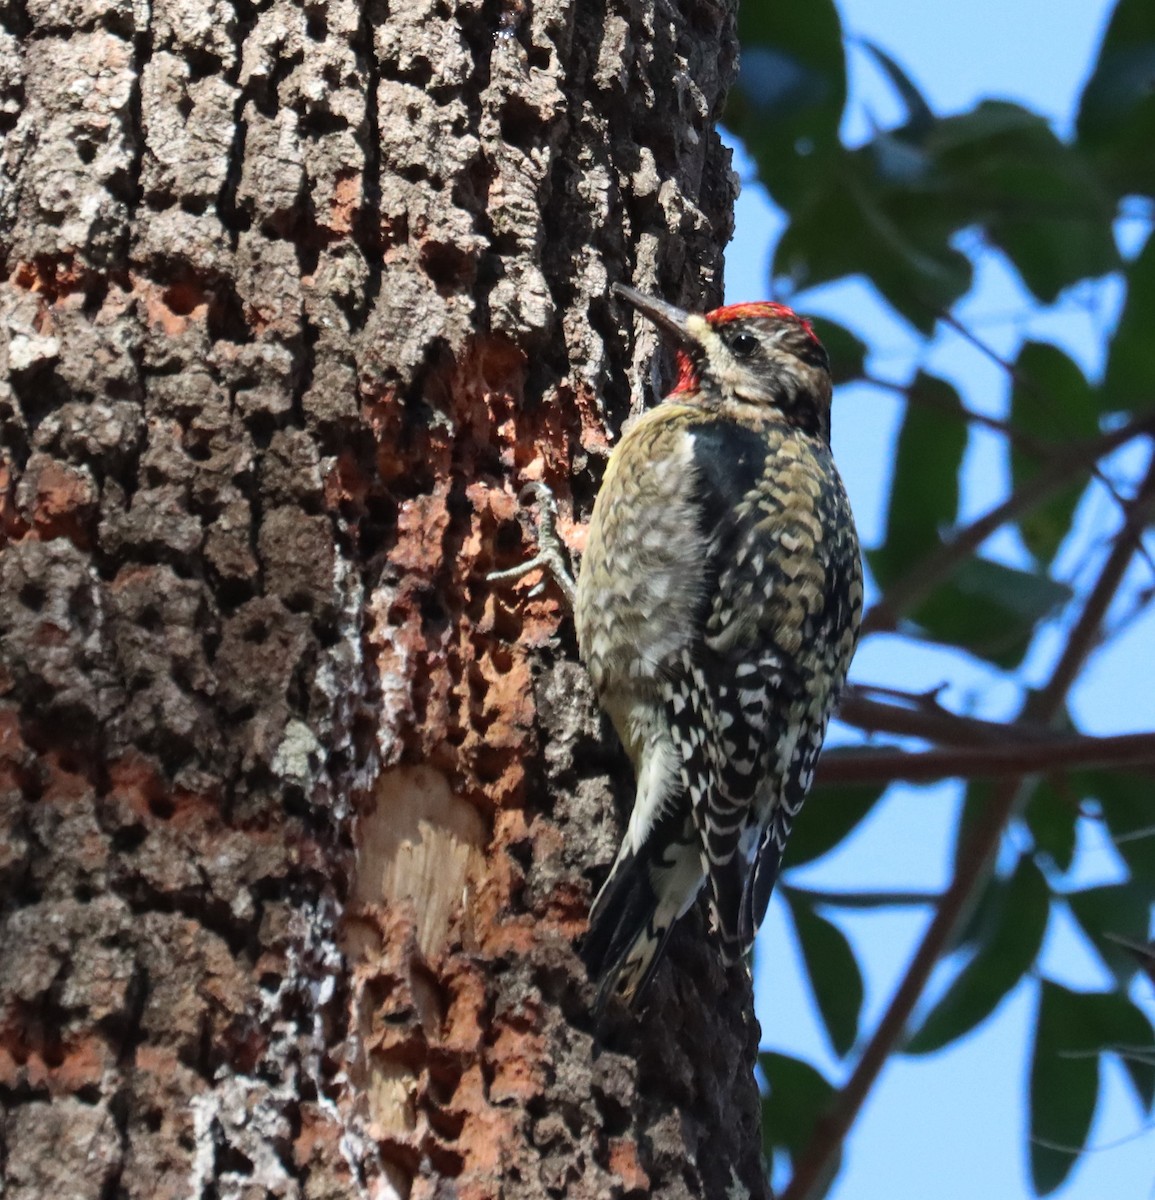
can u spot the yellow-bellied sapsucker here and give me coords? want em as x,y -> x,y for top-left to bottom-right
494,284 -> 862,1012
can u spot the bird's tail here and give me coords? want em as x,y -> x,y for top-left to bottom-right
582,814 -> 703,1013
686,769 -> 760,967
702,801 -> 788,965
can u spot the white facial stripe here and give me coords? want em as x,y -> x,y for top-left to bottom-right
690,318 -> 733,379
685,313 -> 713,342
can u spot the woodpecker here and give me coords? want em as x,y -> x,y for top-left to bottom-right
493,284 -> 862,1011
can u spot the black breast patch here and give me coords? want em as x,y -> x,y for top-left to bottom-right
688,419 -> 768,537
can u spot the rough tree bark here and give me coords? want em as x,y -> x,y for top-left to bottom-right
0,0 -> 762,1197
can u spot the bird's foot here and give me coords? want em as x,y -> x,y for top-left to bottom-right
488,481 -> 577,608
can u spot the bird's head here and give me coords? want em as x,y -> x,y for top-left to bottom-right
612,283 -> 833,442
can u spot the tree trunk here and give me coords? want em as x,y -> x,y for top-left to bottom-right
0,0 -> 762,1197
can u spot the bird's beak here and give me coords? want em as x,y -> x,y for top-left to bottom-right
611,284 -> 698,345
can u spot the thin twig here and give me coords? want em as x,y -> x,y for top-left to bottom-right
781,450 -> 1155,1200
863,412 -> 1155,634
938,310 -> 1021,378
785,886 -> 941,909
939,311 -> 1153,529
1034,466 -> 1155,709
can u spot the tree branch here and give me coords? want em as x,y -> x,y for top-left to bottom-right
781,449 -> 1155,1200
1033,477 -> 1155,710
817,731 -> 1155,786
838,686 -> 1056,746
863,413 -> 1155,635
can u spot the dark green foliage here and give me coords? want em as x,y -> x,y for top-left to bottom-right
759,1052 -> 839,1186
1030,983 -> 1155,1193
1010,342 -> 1101,563
782,783 -> 883,869
869,373 -> 967,588
905,856 -> 1049,1054
1087,770 -> 1155,885
1024,779 -> 1079,871
1076,0 -> 1155,196
730,0 -> 846,213
732,3 -> 1155,1196
1029,982 -> 1105,1196
923,104 -> 1118,303
728,11 -> 1118,332
1103,233 -> 1155,411
808,316 -> 867,386
1067,882 -> 1153,985
786,890 -> 864,1057
910,558 -> 1073,668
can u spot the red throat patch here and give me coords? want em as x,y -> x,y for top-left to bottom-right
671,348 -> 699,396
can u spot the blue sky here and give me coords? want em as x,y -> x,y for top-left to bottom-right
729,2 -> 1155,1197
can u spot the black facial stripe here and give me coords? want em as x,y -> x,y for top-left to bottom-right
721,320 -> 829,374
793,339 -> 829,371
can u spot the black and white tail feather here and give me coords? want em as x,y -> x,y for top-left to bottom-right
581,809 -> 703,1014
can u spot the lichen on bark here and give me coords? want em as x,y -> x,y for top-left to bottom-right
0,0 -> 764,1196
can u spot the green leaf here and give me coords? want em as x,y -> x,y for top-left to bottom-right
763,98 -> 1115,327
1024,779 -> 1078,872
921,103 -> 1118,302
1029,985 -> 1155,1191
773,165 -> 972,332
786,892 -> 864,1057
870,374 -> 968,588
909,557 -> 1073,669
1029,981 -> 1101,1195
1074,989 -> 1149,1116
950,849 -> 1003,954
808,316 -> 867,385
727,0 -> 846,213
783,783 -> 884,869
1076,0 -> 1155,197
1079,991 -> 1155,1114
857,40 -> 934,135
951,556 -> 1072,619
906,856 -> 1049,1054
759,1051 -> 836,1164
1067,882 -> 1153,986
1010,342 -> 1100,563
1103,232 -> 1155,415
1080,770 -> 1155,885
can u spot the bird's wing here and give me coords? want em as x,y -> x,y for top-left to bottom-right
666,418 -> 861,954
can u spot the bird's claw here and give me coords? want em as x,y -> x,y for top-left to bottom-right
488,481 -> 577,608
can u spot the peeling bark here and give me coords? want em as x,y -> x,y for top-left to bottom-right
0,0 -> 763,1197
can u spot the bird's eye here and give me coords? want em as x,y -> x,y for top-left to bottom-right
729,331 -> 759,358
